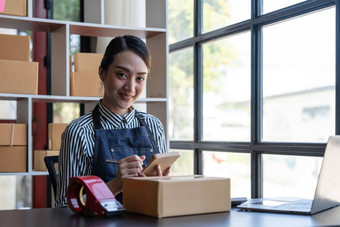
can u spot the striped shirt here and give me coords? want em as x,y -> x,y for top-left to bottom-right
55,101 -> 166,207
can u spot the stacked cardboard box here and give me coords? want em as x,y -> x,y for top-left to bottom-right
34,123 -> 68,171
0,0 -> 27,17
70,53 -> 103,97
0,123 -> 27,172
0,34 -> 38,94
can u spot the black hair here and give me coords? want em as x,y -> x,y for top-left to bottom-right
100,35 -> 151,73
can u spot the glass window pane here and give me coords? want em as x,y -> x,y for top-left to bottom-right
263,155 -> 322,199
263,0 -> 306,14
203,151 -> 250,198
169,48 -> 194,140
0,101 -> 16,120
262,8 -> 335,142
53,103 -> 80,123
53,0 -> 81,22
203,0 -> 250,33
168,0 -> 193,44
203,32 -> 250,141
70,34 -> 80,55
170,149 -> 194,176
0,176 -> 32,210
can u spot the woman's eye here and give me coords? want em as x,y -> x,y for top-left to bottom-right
137,76 -> 145,81
117,72 -> 127,78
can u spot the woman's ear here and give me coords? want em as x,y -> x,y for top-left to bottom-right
98,67 -> 104,81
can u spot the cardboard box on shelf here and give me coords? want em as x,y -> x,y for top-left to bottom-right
73,53 -> 103,73
0,0 -> 27,17
0,123 -> 27,146
0,59 -> 38,94
34,150 -> 59,171
48,123 -> 68,151
123,175 -> 231,218
0,146 -> 27,172
70,72 -> 103,97
0,34 -> 30,61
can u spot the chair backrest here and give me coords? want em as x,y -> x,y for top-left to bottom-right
44,155 -> 59,200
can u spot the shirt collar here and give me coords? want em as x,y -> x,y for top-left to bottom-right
98,101 -> 136,125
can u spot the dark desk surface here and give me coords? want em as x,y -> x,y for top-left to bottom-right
1,206 -> 340,227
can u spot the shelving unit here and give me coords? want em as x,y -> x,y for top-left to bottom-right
0,0 -> 168,177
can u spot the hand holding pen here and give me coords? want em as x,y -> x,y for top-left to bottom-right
106,155 -> 146,178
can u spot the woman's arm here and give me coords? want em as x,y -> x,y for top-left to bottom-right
55,124 -> 89,207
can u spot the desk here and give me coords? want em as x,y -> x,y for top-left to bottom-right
1,207 -> 340,227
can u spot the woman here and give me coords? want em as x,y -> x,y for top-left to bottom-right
56,35 -> 169,207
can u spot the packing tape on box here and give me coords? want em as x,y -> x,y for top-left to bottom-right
10,123 -> 14,147
67,175 -> 125,217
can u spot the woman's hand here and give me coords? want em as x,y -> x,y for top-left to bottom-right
118,154 -> 146,178
155,165 -> 171,176
107,155 -> 145,195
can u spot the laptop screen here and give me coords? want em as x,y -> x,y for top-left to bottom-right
311,136 -> 340,213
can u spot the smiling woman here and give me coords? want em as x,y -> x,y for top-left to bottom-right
100,50 -> 149,115
56,35 -> 169,208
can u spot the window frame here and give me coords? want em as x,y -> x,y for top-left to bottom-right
169,0 -> 337,198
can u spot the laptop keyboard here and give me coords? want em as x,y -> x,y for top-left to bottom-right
277,199 -> 312,211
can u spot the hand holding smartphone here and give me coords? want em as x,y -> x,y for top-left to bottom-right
142,152 -> 180,176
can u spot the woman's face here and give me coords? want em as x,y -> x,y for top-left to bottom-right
101,50 -> 148,115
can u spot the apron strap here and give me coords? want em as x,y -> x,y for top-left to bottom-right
92,104 -> 102,130
136,111 -> 160,154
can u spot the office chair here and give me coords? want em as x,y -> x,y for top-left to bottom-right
44,155 -> 59,200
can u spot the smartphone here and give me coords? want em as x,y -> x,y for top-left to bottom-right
142,152 -> 180,176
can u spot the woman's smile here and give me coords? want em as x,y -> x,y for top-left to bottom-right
119,92 -> 134,101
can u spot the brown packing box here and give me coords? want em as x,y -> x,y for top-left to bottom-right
0,0 -> 27,17
123,175 -> 231,218
34,150 -> 59,171
0,34 -> 30,61
70,72 -> 103,97
48,123 -> 68,151
0,59 -> 38,94
0,146 -> 27,172
0,123 -> 27,146
73,53 -> 103,73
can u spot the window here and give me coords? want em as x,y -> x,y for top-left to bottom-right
202,32 -> 251,142
169,48 -> 194,140
169,0 -> 336,198
203,151 -> 251,197
263,155 -> 322,199
0,100 -> 16,120
203,0 -> 250,33
168,0 -> 193,44
170,149 -> 194,176
262,8 -> 335,143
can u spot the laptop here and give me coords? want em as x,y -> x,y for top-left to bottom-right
237,136 -> 340,215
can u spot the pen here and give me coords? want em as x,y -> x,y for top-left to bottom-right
106,159 -> 120,165
106,159 -> 146,167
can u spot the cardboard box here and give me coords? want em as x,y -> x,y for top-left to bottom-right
0,0 -> 27,17
0,34 -> 30,61
0,59 -> 38,94
0,146 -> 27,172
73,53 -> 103,73
123,175 -> 231,218
34,150 -> 59,171
48,123 -> 68,151
70,72 -> 103,97
0,123 -> 27,146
